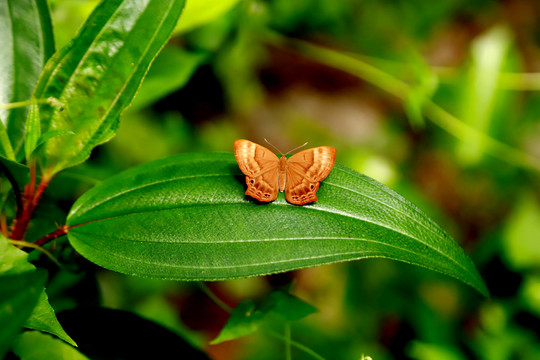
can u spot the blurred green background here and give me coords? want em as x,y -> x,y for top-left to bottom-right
41,0 -> 540,359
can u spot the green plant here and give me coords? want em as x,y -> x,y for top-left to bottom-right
0,0 -> 492,358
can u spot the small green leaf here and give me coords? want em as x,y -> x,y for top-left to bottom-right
25,292 -> 77,347
0,233 -> 31,274
0,0 -> 54,158
0,271 -> 45,359
13,331 -> 89,360
262,291 -> 317,322
174,0 -> 241,34
24,99 -> 41,162
67,153 -> 488,296
0,235 -> 76,346
212,290 -> 315,344
33,0 -> 186,174
211,300 -> 264,344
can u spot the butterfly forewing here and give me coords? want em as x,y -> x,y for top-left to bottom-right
234,139 -> 280,202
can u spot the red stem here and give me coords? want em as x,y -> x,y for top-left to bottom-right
10,165 -> 51,241
34,225 -> 70,247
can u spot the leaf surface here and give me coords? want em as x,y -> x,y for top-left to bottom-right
212,290 -> 317,344
33,0 -> 186,174
67,153 -> 488,296
0,271 -> 45,359
0,0 -> 54,158
0,155 -> 29,190
13,331 -> 89,360
0,235 -> 76,346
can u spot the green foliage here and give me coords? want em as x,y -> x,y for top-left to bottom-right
0,154 -> 29,190
212,300 -> 265,344
0,235 -> 75,346
0,271 -> 45,358
212,290 -> 316,344
13,331 -> 89,360
32,0 -> 186,175
4,0 -> 540,358
24,100 -> 41,162
0,0 -> 54,159
66,153 -> 487,295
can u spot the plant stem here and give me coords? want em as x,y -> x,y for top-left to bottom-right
9,239 -> 63,268
284,323 -> 292,360
0,97 -> 54,110
34,225 -> 69,247
265,330 -> 326,360
197,282 -> 233,313
10,164 -> 51,240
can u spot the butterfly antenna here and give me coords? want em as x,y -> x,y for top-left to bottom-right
264,138 -> 284,154
284,142 -> 308,155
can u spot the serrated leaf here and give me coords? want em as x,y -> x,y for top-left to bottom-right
66,153 -> 488,296
13,331 -> 89,360
211,300 -> 264,344
0,0 -> 54,158
33,0 -> 186,175
0,235 -> 76,346
0,271 -> 45,358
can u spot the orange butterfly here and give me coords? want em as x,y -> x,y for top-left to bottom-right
234,139 -> 336,205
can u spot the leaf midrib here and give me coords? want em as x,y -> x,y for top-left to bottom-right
72,233 -> 424,270
70,198 -> 468,277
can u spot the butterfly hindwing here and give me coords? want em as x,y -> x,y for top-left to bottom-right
286,146 -> 336,205
234,139 -> 280,202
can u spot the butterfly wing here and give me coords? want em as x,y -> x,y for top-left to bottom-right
285,146 -> 336,205
234,139 -> 280,202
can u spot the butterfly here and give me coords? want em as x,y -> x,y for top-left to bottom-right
234,139 -> 336,205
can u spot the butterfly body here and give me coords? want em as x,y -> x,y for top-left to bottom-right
234,139 -> 336,205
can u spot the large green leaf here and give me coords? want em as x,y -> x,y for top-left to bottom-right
33,0 -> 186,175
67,153 -> 488,296
0,0 -> 54,158
0,271 -> 45,359
0,235 -> 76,346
